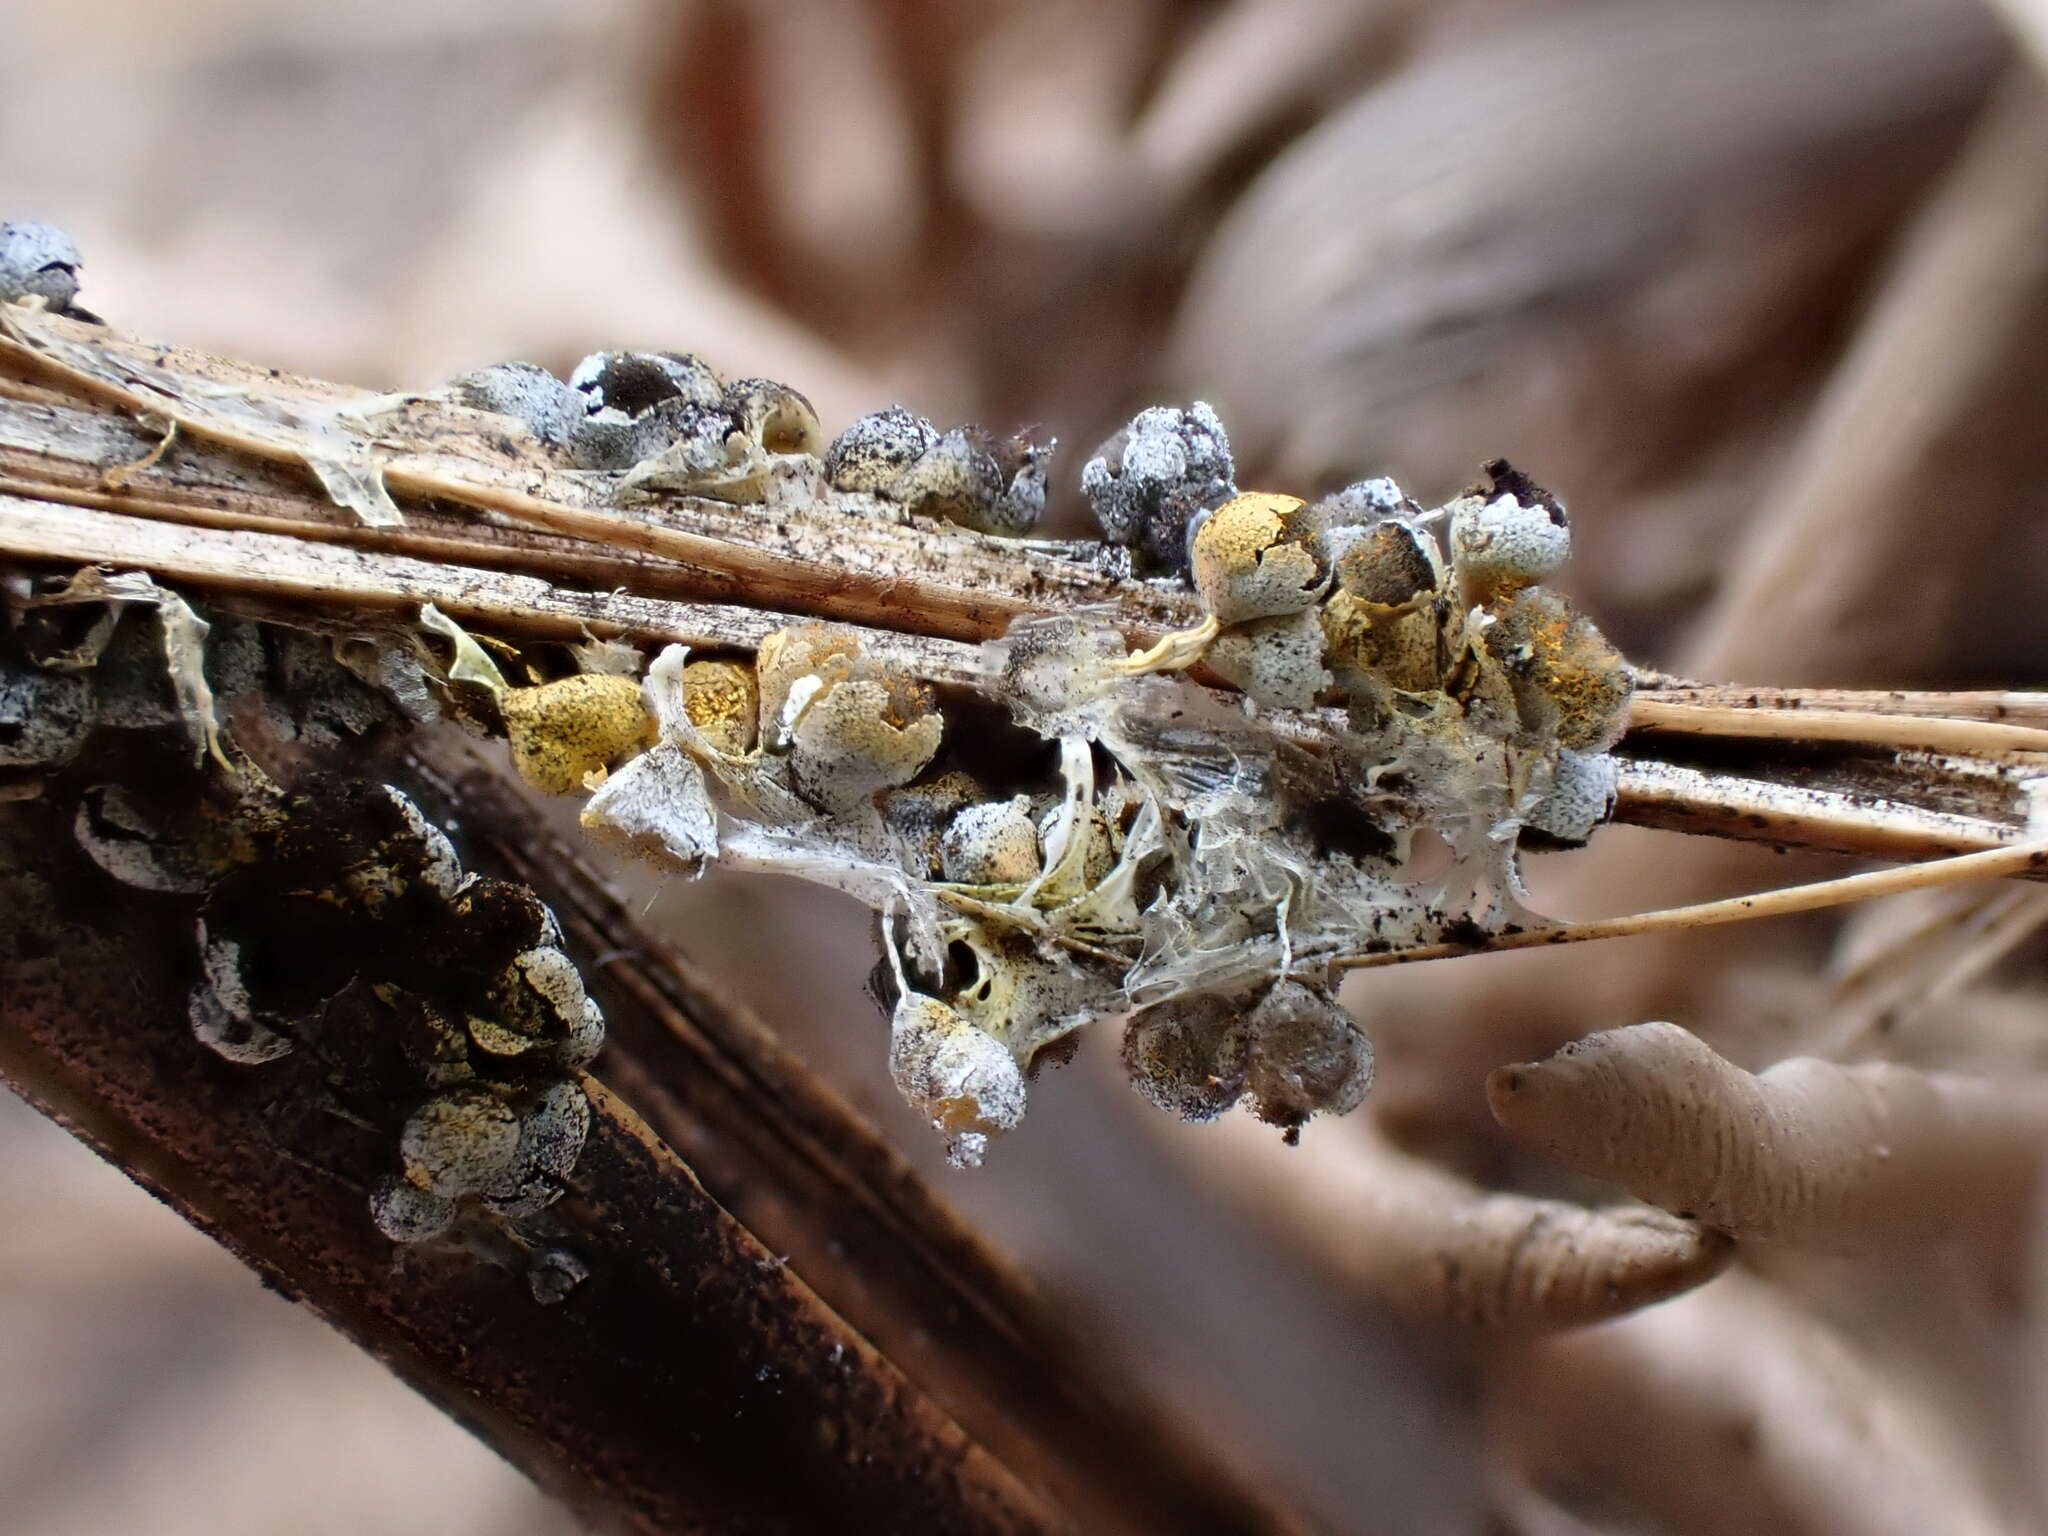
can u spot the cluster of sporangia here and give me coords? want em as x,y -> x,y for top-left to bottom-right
0,216 -> 1635,1170
182,775 -> 605,1252
447,353 -> 1634,1166
0,578 -> 602,1265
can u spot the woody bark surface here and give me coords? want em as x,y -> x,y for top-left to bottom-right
0,733 -> 1305,1536
0,800 -> 1051,1536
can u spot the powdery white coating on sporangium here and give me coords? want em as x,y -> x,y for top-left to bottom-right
1189,493 -> 1331,624
370,1176 -> 458,1244
378,783 -> 463,898
570,350 -> 724,414
556,995 -> 606,1069
873,425 -> 1055,535
0,221 -> 81,309
451,362 -> 577,446
481,944 -> 607,1067
940,796 -> 1042,885
888,991 -> 1028,1169
1524,747 -> 1620,847
1081,402 -> 1235,572
1313,477 -> 1412,529
483,1080 -> 593,1216
1449,462 -> 1570,603
566,350 -> 727,471
890,427 -> 1003,521
400,1087 -> 523,1199
1205,608 -> 1333,711
988,431 -> 1055,536
823,406 -> 941,493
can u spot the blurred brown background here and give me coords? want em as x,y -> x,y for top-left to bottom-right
5,1 -> 2047,1531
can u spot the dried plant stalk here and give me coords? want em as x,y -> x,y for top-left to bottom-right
0,310 -> 1192,646
1629,697 -> 2048,756
1612,758 -> 2032,865
1332,839 -> 2048,974
1633,684 -> 2048,732
3,328 -> 2039,897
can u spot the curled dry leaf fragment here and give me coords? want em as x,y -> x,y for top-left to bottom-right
1491,1270 -> 2015,1536
1488,1021 -> 2048,1251
1162,1112 -> 1730,1331
417,603 -> 510,695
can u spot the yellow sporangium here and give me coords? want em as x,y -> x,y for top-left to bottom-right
501,673 -> 657,796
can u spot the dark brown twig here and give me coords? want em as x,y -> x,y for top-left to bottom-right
0,800 -> 1053,1536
